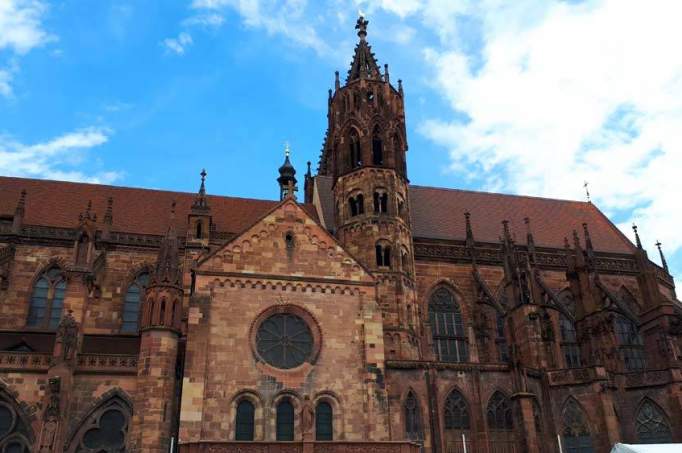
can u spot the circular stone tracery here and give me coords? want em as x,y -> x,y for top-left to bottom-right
256,313 -> 314,369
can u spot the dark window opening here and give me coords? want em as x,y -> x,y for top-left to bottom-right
614,315 -> 646,371
348,194 -> 364,217
373,192 -> 388,214
27,266 -> 66,330
372,129 -> 383,165
496,314 -> 509,363
561,399 -> 594,453
349,133 -> 362,169
560,314 -> 582,368
636,400 -> 672,444
444,390 -> 470,430
316,402 -> 333,441
376,244 -> 391,267
276,400 -> 295,441
404,392 -> 423,441
285,232 -> 295,250
235,400 -> 255,441
429,287 -> 468,363
196,221 -> 203,239
122,272 -> 150,333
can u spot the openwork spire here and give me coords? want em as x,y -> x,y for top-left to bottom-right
346,16 -> 382,82
192,169 -> 210,212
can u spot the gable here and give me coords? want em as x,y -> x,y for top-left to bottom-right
195,199 -> 374,284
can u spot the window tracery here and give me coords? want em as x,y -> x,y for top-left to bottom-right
375,243 -> 391,268
121,272 -> 149,333
428,287 -> 468,363
256,314 -> 313,369
614,314 -> 645,371
0,399 -> 31,453
66,394 -> 131,453
444,390 -> 469,430
404,392 -> 423,441
27,266 -> 66,330
561,398 -> 593,453
348,130 -> 362,169
636,399 -> 672,444
486,391 -> 512,431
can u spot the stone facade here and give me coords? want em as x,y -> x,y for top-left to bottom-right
0,15 -> 680,453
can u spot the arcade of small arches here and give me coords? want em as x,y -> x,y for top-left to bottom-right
399,389 -> 673,451
231,392 -> 340,442
334,125 -> 406,178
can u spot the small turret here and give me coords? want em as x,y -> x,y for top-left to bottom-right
11,190 -> 26,234
278,144 -> 297,200
188,169 -> 212,243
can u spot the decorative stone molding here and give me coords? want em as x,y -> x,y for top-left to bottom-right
178,441 -> 420,453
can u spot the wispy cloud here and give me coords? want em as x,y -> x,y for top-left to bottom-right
0,0 -> 54,97
189,0 -> 331,56
182,13 -> 225,28
163,32 -> 193,55
412,0 -> 682,273
0,128 -> 121,184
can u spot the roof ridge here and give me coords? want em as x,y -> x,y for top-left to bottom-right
409,184 -> 589,205
0,175 -> 316,206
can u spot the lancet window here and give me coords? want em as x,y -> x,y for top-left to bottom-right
428,287 -> 468,363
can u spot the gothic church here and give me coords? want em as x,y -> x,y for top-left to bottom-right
0,16 -> 680,453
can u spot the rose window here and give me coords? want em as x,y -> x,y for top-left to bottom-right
256,314 -> 314,369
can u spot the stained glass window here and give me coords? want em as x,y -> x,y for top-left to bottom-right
429,287 -> 468,363
636,400 -> 672,444
487,392 -> 513,431
444,390 -> 469,430
121,272 -> 149,333
560,314 -> 582,368
561,399 -> 594,453
235,400 -> 255,441
315,402 -> 333,441
404,392 -> 423,441
276,400 -> 294,441
614,315 -> 646,371
27,266 -> 65,330
256,314 -> 313,369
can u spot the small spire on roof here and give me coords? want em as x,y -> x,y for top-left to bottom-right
192,169 -> 210,212
104,197 -> 113,225
12,189 -> 26,234
632,223 -> 642,249
306,161 -> 312,178
524,217 -> 536,258
655,240 -> 669,272
79,200 -> 96,223
278,142 -> 297,201
583,181 -> 591,203
335,71 -> 340,91
384,64 -> 389,83
398,79 -> 403,96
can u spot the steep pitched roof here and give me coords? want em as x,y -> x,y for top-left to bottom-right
311,176 -> 633,254
409,185 -> 633,253
0,176 -> 318,237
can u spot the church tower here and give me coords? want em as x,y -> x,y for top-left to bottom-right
318,17 -> 420,359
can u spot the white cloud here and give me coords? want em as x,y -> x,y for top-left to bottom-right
0,0 -> 52,54
0,69 -> 12,97
190,0 -> 331,55
183,13 -> 225,28
414,0 -> 682,270
163,32 -> 193,55
0,128 -> 121,184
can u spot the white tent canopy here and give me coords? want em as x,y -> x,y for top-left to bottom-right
610,444 -> 682,453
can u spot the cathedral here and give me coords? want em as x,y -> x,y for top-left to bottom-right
0,16 -> 681,453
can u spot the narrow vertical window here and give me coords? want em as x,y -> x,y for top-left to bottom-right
315,402 -> 333,441
614,315 -> 645,371
27,266 -> 66,330
276,400 -> 294,441
487,392 -> 515,452
235,400 -> 255,441
356,194 -> 364,214
495,314 -> 509,362
349,130 -> 361,169
196,221 -> 203,239
372,127 -> 383,165
404,392 -> 423,441
429,287 -> 468,362
122,272 -> 149,333
376,243 -> 391,267
560,314 -> 581,368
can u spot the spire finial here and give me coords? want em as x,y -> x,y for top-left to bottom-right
192,169 -> 210,212
632,223 -> 642,249
398,79 -> 403,96
384,63 -> 390,83
284,141 -> 290,158
335,71 -> 340,90
306,161 -> 312,177
199,169 -> 207,195
583,181 -> 591,202
655,240 -> 669,272
355,15 -> 368,40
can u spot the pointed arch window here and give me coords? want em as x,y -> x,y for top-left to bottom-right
561,399 -> 594,453
348,130 -> 362,169
495,314 -> 509,363
560,314 -> 581,368
429,287 -> 468,363
614,315 -> 645,371
444,390 -> 469,430
487,392 -> 513,431
636,400 -> 672,444
27,266 -> 66,330
315,401 -> 333,441
372,127 -> 383,165
376,243 -> 391,268
66,394 -> 132,453
404,392 -> 423,441
276,400 -> 295,441
235,400 -> 255,441
76,234 -> 89,266
0,399 -> 32,452
121,272 -> 149,333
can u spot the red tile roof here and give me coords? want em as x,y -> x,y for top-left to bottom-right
408,185 -> 634,253
0,176 -> 318,237
0,176 -> 634,254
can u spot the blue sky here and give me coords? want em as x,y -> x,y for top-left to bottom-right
1,0 -> 681,283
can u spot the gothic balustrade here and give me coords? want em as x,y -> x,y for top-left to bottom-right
622,368 -> 680,388
179,442 -> 420,453
546,367 -> 606,386
0,352 -> 138,373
